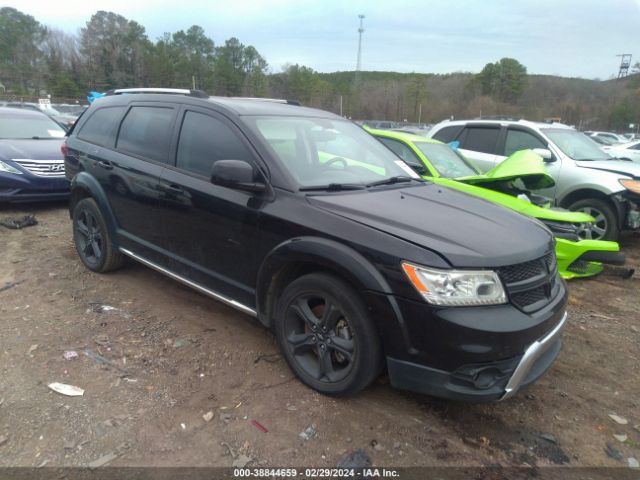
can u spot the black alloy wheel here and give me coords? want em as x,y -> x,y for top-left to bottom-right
275,273 -> 381,396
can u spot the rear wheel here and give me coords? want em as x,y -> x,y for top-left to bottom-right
569,198 -> 619,241
274,273 -> 382,396
72,198 -> 124,272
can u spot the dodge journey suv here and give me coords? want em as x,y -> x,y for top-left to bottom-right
64,88 -> 568,401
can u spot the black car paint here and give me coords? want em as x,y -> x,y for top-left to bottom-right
65,94 -> 567,400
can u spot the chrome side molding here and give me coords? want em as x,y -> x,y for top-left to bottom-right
119,248 -> 257,317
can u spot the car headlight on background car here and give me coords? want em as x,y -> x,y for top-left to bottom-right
402,262 -> 507,306
619,179 -> 640,194
0,160 -> 22,174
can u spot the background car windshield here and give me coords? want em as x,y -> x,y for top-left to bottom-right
249,117 -> 412,186
414,142 -> 480,178
543,129 -> 611,161
0,115 -> 66,139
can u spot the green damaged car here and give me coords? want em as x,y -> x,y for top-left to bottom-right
367,128 -> 625,279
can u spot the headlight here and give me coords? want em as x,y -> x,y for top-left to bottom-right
619,179 -> 640,194
0,160 -> 22,174
402,262 -> 507,306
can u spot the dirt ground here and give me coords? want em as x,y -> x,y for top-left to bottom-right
0,203 -> 639,471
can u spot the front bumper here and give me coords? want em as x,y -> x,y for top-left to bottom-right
555,238 -> 625,279
0,172 -> 70,203
386,312 -> 567,402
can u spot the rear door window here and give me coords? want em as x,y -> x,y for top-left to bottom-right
77,107 -> 126,148
176,111 -> 254,177
117,106 -> 176,163
503,129 -> 547,156
460,127 -> 500,154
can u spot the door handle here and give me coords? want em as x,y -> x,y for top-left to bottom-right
163,183 -> 184,193
97,160 -> 113,170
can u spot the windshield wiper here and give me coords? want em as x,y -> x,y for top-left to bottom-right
300,183 -> 366,192
366,176 -> 418,187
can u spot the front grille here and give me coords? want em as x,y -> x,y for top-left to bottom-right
498,251 -> 558,313
499,252 -> 556,284
511,286 -> 546,308
12,159 -> 65,177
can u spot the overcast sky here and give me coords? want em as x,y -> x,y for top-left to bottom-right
6,0 -> 640,79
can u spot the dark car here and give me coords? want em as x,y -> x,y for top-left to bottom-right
63,88 -> 568,401
0,108 -> 69,202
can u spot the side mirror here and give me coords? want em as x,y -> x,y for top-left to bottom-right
532,148 -> 555,163
211,160 -> 266,193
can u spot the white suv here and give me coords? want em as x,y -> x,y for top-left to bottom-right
428,118 -> 640,240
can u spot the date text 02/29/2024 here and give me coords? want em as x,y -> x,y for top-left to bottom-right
233,468 -> 400,478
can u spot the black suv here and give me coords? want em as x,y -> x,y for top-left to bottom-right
64,88 -> 568,401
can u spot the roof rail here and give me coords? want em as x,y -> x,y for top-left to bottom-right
106,88 -> 209,98
229,97 -> 301,106
475,115 -> 521,121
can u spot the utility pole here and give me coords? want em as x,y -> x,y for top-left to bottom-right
355,15 -> 365,85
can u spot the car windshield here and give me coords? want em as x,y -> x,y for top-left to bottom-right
248,116 -> 418,188
414,142 -> 480,178
0,114 -> 66,139
542,128 -> 611,161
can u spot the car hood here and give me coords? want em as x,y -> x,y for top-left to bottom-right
575,159 -> 640,178
457,150 -> 555,190
308,183 -> 553,268
0,139 -> 64,161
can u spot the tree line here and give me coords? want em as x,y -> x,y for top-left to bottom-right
0,8 -> 269,98
1,7 -> 638,131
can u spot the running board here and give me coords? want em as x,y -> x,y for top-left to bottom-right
119,248 -> 257,317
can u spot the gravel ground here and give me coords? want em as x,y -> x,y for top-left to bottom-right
0,203 -> 639,472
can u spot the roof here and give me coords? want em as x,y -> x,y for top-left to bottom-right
96,90 -> 342,119
206,96 -> 340,118
435,118 -> 574,131
0,107 -> 51,119
366,126 -> 442,145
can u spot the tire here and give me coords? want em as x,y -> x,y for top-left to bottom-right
569,198 -> 619,241
274,273 -> 382,396
72,198 -> 124,272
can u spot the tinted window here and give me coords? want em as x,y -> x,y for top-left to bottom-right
461,127 -> 500,154
630,143 -> 640,150
432,125 -> 463,143
176,111 -> 254,177
117,107 -> 175,163
504,129 -> 546,156
378,138 -> 422,166
77,107 -> 125,147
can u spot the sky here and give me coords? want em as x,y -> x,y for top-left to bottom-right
5,0 -> 640,79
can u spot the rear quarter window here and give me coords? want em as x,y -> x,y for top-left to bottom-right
431,125 -> 464,143
77,107 -> 126,147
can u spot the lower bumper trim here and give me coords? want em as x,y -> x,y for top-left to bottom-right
500,312 -> 568,400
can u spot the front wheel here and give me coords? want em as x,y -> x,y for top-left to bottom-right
274,273 -> 382,396
569,198 -> 619,241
